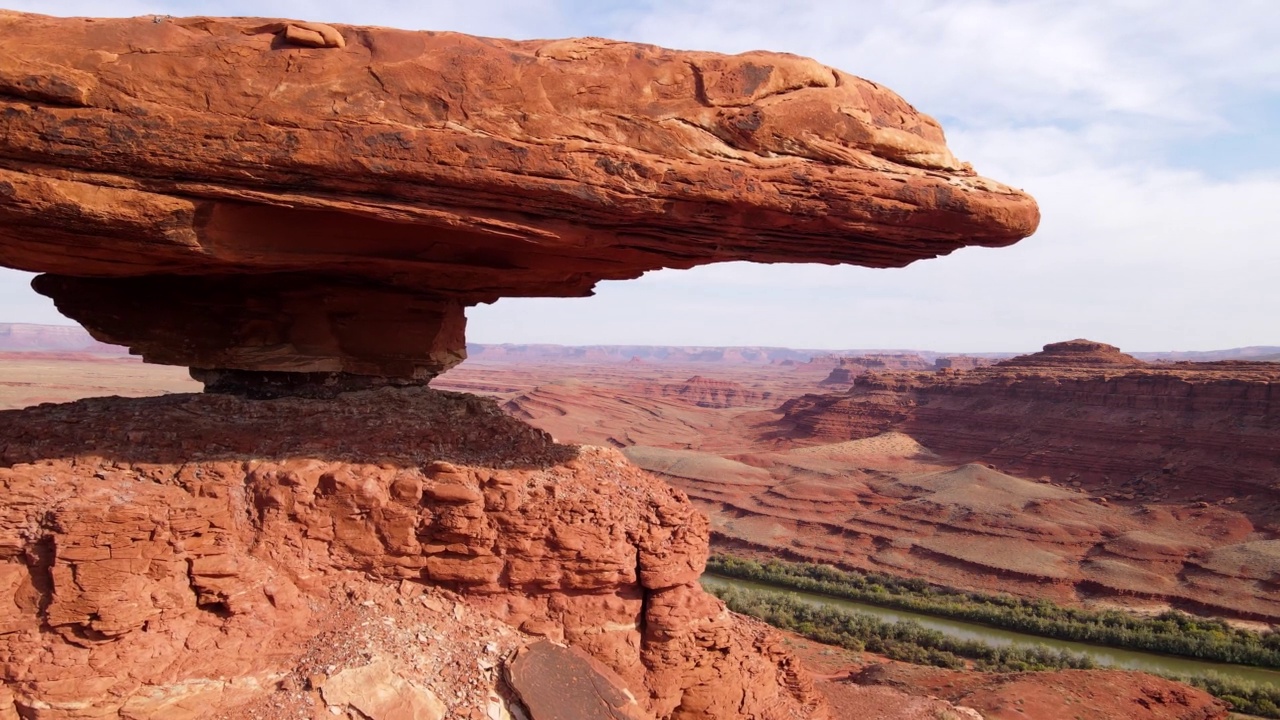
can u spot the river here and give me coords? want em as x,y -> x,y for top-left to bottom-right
700,574 -> 1280,686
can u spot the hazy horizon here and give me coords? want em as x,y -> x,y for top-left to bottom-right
1,1 -> 1276,353
5,319 -> 1278,358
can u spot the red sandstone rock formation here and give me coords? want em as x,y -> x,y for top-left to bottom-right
637,376 -> 775,409
817,354 -> 934,385
0,11 -> 1037,380
762,341 -> 1280,618
782,340 -> 1279,502
442,357 -> 1280,626
0,11 -> 1047,718
849,663 -> 1228,720
819,367 -> 858,385
996,338 -> 1145,368
933,355 -> 993,371
0,389 -> 823,719
506,640 -> 649,719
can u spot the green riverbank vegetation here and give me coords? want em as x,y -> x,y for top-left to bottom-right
714,584 -> 1096,672
707,555 -> 1280,667
706,556 -> 1280,718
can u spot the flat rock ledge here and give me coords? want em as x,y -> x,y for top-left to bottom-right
0,11 -> 1038,380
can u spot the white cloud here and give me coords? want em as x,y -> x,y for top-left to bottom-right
621,0 -> 1280,128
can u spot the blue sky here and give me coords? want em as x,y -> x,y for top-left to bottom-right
3,0 -> 1278,352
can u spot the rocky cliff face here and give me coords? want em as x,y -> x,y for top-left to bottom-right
0,389 -> 822,719
640,340 -> 1280,617
817,354 -> 936,385
636,376 -> 775,409
782,340 -> 1280,499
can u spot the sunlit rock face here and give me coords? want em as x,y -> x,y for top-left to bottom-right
0,11 -> 1038,382
0,388 -> 826,719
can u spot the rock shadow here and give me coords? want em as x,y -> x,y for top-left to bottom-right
0,386 -> 580,470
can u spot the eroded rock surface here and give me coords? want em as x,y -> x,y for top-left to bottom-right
635,376 -> 775,409
850,663 -> 1229,720
454,347 -> 1280,621
781,340 -> 1280,503
0,389 -> 823,719
737,341 -> 1280,618
506,640 -> 648,720
995,338 -> 1145,368
817,354 -> 935,386
319,658 -> 446,720
0,11 -> 1036,379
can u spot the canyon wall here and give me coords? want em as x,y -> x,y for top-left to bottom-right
782,341 -> 1280,499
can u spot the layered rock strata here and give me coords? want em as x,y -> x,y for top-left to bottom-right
817,354 -> 935,385
723,340 -> 1280,617
781,340 -> 1280,499
636,376 -> 775,409
0,389 -> 823,719
0,11 -> 1037,380
849,663 -> 1229,720
995,338 -> 1144,368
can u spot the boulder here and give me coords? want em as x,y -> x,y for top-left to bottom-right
320,658 -> 446,720
506,640 -> 650,720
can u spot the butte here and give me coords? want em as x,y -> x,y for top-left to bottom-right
0,11 -> 1038,720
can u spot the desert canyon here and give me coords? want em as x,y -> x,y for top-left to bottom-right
483,340 -> 1280,621
0,9 -> 1273,720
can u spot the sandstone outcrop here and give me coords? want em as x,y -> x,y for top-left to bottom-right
932,355 -> 993,371
850,663 -> 1229,720
781,340 -> 1279,500
817,354 -> 934,385
636,376 -> 775,409
995,338 -> 1144,368
463,345 -> 1280,621
819,367 -> 857,385
0,10 -> 1036,380
0,389 -> 823,719
0,11 -> 1047,718
506,640 -> 648,720
744,340 -> 1280,617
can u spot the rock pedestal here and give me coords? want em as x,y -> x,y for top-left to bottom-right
33,275 -> 466,380
0,11 -> 1042,719
0,389 -> 824,719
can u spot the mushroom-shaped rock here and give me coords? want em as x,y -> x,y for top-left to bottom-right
0,11 -> 1039,385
